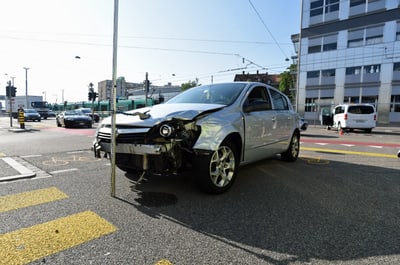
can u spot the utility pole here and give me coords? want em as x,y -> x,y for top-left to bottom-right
24,67 -> 30,108
7,80 -> 13,127
145,72 -> 149,106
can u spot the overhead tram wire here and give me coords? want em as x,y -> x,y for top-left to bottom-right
248,0 -> 290,61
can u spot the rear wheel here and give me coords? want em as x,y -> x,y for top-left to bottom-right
194,139 -> 238,194
281,131 -> 300,162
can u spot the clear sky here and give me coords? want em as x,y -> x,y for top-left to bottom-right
0,0 -> 300,103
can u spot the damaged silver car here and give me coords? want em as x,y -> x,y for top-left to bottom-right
93,82 -> 300,194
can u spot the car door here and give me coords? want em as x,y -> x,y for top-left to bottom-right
268,88 -> 293,151
242,85 -> 279,163
333,105 -> 344,128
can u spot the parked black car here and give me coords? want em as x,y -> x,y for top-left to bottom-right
77,108 -> 100,123
23,109 -> 41,122
56,110 -> 92,128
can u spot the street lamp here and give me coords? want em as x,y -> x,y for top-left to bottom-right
24,67 -> 30,108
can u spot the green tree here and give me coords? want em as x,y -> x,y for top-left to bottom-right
181,78 -> 200,91
279,64 -> 297,100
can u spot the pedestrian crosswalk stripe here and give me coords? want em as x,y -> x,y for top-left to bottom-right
0,187 -> 68,213
0,211 -> 117,265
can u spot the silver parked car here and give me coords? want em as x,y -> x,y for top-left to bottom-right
93,82 -> 300,194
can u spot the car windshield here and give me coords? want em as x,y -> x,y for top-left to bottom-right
25,109 -> 36,113
166,83 -> 246,105
79,108 -> 91,113
65,110 -> 83,116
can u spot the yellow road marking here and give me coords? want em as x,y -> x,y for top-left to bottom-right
0,211 -> 117,265
301,147 -> 398,159
0,187 -> 68,213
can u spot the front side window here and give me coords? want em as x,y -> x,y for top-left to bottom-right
243,86 -> 271,112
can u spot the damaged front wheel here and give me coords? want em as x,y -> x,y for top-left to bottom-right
194,139 -> 238,194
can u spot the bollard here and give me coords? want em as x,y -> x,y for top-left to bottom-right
18,108 -> 25,129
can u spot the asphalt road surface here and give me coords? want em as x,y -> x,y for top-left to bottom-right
1,116 -> 399,265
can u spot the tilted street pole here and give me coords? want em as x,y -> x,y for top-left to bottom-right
111,0 -> 119,197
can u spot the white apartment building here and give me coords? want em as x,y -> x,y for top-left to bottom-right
298,0 -> 400,123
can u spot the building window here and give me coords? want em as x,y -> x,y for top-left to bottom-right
350,0 -> 385,15
365,25 -> 383,45
346,66 -> 362,75
307,71 -> 320,78
391,95 -> 400,112
310,0 -> 339,17
350,0 -> 365,7
308,34 -> 338,54
305,98 -> 317,112
394,62 -> 400,71
310,0 -> 324,17
325,0 -> 340,12
308,45 -> 322,53
321,69 -> 336,77
347,25 -> 383,47
364,64 -> 380,74
396,22 -> 400,41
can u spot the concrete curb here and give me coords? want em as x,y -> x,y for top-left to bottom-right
0,157 -> 36,182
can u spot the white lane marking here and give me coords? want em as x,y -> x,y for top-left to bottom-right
50,168 -> 79,174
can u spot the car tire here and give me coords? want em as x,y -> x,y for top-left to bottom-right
281,131 -> 300,162
194,139 -> 238,194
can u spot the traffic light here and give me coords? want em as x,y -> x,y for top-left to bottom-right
5,85 -> 16,97
88,92 -> 93,101
5,85 -> 11,97
93,92 -> 98,100
11,86 -> 16,97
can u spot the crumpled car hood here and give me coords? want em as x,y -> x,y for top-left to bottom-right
101,103 -> 224,127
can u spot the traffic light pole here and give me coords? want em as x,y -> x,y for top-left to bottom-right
8,94 -> 12,127
6,81 -> 13,127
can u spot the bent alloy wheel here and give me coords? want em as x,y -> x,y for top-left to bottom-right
195,139 -> 238,194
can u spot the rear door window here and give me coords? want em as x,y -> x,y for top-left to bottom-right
269,89 -> 289,110
348,105 -> 375,114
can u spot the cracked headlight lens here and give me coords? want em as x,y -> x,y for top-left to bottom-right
159,124 -> 175,137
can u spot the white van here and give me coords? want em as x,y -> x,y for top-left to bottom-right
332,104 -> 376,133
